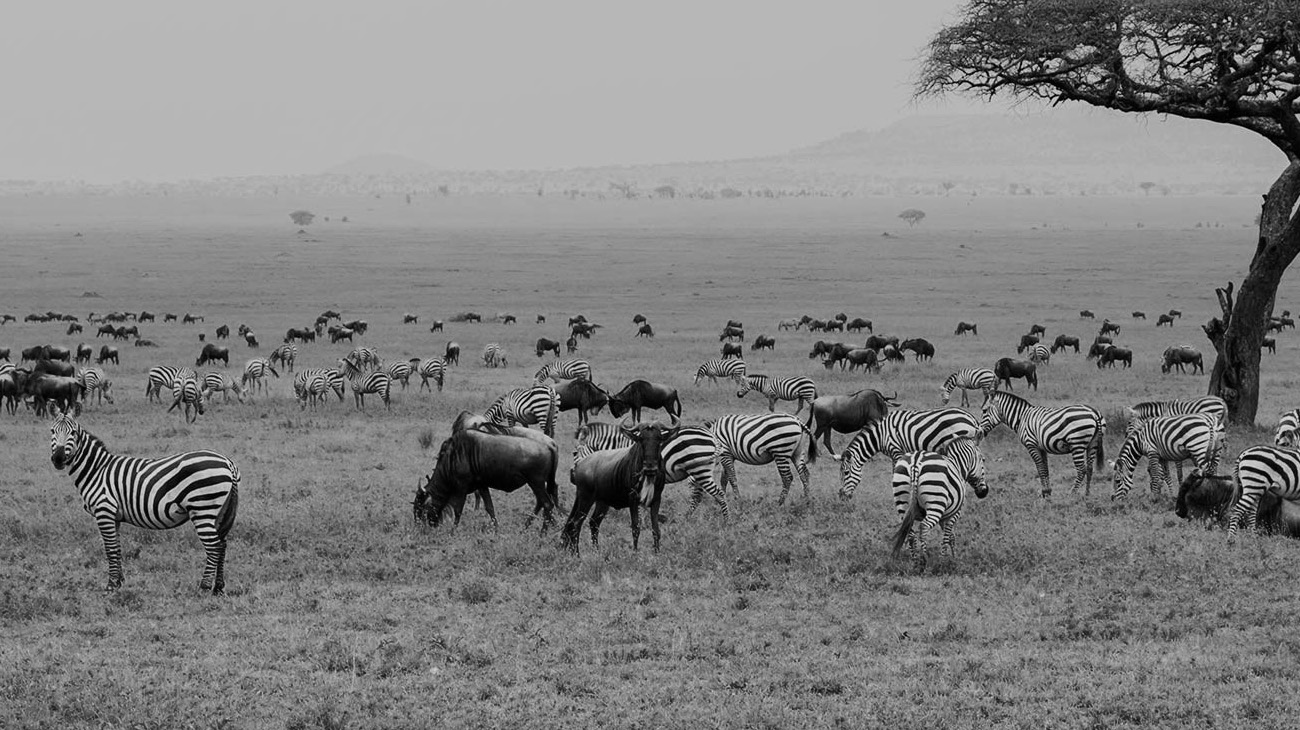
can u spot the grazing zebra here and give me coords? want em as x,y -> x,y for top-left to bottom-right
200,372 -> 245,403
78,367 -> 114,405
485,384 -> 559,436
1230,446 -> 1300,535
980,391 -> 1105,497
1028,343 -> 1051,365
385,360 -> 415,390
48,411 -> 240,594
168,373 -> 205,423
1111,414 -> 1223,500
709,413 -> 815,504
349,371 -> 392,410
838,408 -> 982,499
575,422 -> 728,515
145,365 -> 193,403
482,343 -> 507,368
240,358 -> 279,396
1275,409 -> 1300,447
736,374 -> 817,414
347,347 -> 381,371
1129,396 -> 1227,428
294,369 -> 331,410
416,357 -> 446,392
890,438 -> 989,570
693,358 -> 746,386
939,368 -> 997,407
535,358 -> 592,384
269,343 -> 297,373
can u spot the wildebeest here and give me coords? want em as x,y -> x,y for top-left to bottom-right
842,348 -> 880,372
725,319 -> 743,329
865,334 -> 899,351
719,326 -> 745,342
45,345 -> 71,362
808,340 -> 836,360
568,315 -> 588,327
429,320 -> 444,333
1264,336 -> 1277,354
753,335 -> 775,351
1161,345 -> 1203,374
216,325 -> 230,339
571,322 -> 601,339
21,345 -> 48,362
1175,471 -> 1300,537
403,313 -> 419,324
846,318 -> 873,333
1028,324 -> 1046,337
27,373 -> 84,416
196,344 -> 229,367
1016,334 -> 1040,353
137,311 -> 155,323
342,319 -> 369,334
163,313 -> 177,322
993,357 -> 1038,390
954,322 -> 977,336
320,310 -> 341,321
1157,314 -> 1175,327
536,338 -> 562,357
0,314 -> 13,325
445,342 -> 461,366
501,315 -> 517,325
1097,345 -> 1133,368
821,343 -> 854,370
721,343 -> 743,359
900,338 -> 935,362
565,336 -> 579,354
563,418 -> 680,554
607,380 -> 682,422
183,313 -> 204,324
554,378 -> 609,426
34,359 -> 76,378
134,339 -> 157,347
328,326 -> 354,344
1169,309 -> 1183,319
0,371 -> 23,414
633,314 -> 647,326
113,325 -> 139,341
96,324 -> 116,338
66,323 -> 82,335
881,345 -> 906,363
1050,334 -> 1080,354
804,389 -> 894,456
1080,310 -> 1095,319
413,424 -> 559,530
75,344 -> 93,364
537,315 -> 546,324
1132,311 -> 1146,320
636,324 -> 654,338
1099,319 -> 1121,337
823,319 -> 844,333
244,332 -> 259,348
806,319 -> 828,332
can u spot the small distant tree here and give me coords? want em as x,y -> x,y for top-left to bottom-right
654,185 -> 676,199
1139,181 -> 1156,196
289,210 -> 315,226
719,187 -> 743,199
941,181 -> 956,196
899,209 -> 927,227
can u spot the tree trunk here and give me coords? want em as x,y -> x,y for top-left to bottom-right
1205,161 -> 1300,425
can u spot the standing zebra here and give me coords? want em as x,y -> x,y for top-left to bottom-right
416,357 -> 446,392
890,438 -> 989,570
939,368 -> 998,407
385,360 -> 415,390
349,371 -> 392,410
838,408 -> 982,499
736,374 -> 817,414
200,372 -> 245,403
1129,396 -> 1227,428
168,372 -> 205,423
482,343 -> 508,368
575,422 -> 728,516
485,384 -> 559,437
693,358 -> 746,386
78,367 -> 115,405
1111,414 -> 1223,500
240,357 -> 279,397
269,343 -> 297,373
48,411 -> 240,594
1275,409 -> 1300,447
535,358 -> 592,384
1028,343 -> 1051,365
1230,446 -> 1300,535
145,365 -> 193,403
709,413 -> 815,504
980,391 -> 1106,497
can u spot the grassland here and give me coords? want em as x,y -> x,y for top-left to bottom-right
2,193 -> 1300,729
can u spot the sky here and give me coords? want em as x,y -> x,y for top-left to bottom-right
2,0 -> 975,182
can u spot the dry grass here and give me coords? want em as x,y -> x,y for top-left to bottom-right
1,193 -> 1298,728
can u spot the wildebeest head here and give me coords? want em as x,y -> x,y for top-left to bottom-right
618,416 -> 681,484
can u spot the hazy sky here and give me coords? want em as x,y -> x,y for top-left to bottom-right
3,1 -> 974,182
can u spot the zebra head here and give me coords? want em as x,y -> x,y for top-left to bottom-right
735,375 -> 764,399
49,409 -> 81,470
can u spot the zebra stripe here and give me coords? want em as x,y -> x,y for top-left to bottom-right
939,368 -> 997,406
1111,413 -> 1223,500
485,384 -> 558,436
890,438 -> 989,569
417,357 -> 446,392
838,408 -> 982,498
169,374 -> 205,423
78,367 -> 115,405
482,343 -> 507,368
694,358 -> 746,386
269,343 -> 297,373
1231,446 -> 1300,535
347,347 -> 381,371
385,361 -> 414,390
200,372 -> 244,403
1028,343 -> 1051,365
293,368 -> 341,410
49,412 -> 240,593
350,372 -> 392,410
709,413 -> 815,504
981,391 -> 1105,497
241,358 -> 278,396
535,358 -> 592,384
575,422 -> 727,515
145,366 -> 195,403
736,375 -> 817,414
1129,396 -> 1227,428
1276,409 -> 1300,447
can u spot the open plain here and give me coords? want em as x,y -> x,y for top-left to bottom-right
3,193 -> 1300,729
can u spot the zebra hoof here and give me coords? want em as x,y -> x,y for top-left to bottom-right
1039,490 -> 1052,499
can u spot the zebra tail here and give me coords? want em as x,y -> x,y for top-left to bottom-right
890,461 -> 923,558
1094,417 -> 1107,469
215,463 -> 241,540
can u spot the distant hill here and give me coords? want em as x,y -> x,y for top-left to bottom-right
324,154 -> 438,176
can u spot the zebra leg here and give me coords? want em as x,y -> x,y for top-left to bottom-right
774,457 -> 796,505
767,395 -> 777,413
718,453 -> 739,499
941,511 -> 961,560
193,520 -> 227,594
796,457 -> 811,501
913,522 -> 929,571
1026,445 -> 1052,497
1228,487 -> 1262,536
1067,447 -> 1089,494
95,515 -> 124,592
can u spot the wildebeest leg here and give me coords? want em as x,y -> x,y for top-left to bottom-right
589,502 -> 610,548
819,424 -> 835,458
477,490 -> 499,529
766,395 -> 777,413
628,498 -> 641,551
774,457 -> 796,505
561,494 -> 592,553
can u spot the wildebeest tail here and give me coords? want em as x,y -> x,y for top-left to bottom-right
545,389 -> 559,438
669,391 -> 682,418
891,459 -> 923,558
801,423 -> 817,464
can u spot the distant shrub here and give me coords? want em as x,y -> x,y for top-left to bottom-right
898,209 -> 926,227
290,210 -> 315,226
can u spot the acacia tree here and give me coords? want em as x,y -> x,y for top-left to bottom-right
918,0 -> 1300,424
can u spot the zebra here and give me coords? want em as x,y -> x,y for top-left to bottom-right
48,410 -> 240,594
349,371 -> 392,410
838,408 -> 983,499
167,372 -> 205,423
535,358 -> 592,384
693,358 -> 746,386
736,374 -> 817,414
1111,414 -> 1223,500
1230,446 -> 1300,535
145,365 -> 194,403
890,438 -> 989,570
78,367 -> 114,405
269,343 -> 297,373
574,422 -> 728,516
482,343 -> 508,368
1129,396 -> 1227,428
980,391 -> 1105,497
709,413 -> 816,504
294,369 -> 331,410
416,357 -> 446,392
1275,409 -> 1300,447
385,360 -> 415,390
240,357 -> 278,396
1028,343 -> 1051,365
200,372 -> 245,403
485,384 -> 559,436
347,347 -> 381,371
939,368 -> 997,407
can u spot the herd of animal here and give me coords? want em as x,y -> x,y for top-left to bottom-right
16,303 -> 1300,593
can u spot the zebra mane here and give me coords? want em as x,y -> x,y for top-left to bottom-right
988,390 -> 1032,408
466,421 -> 517,437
